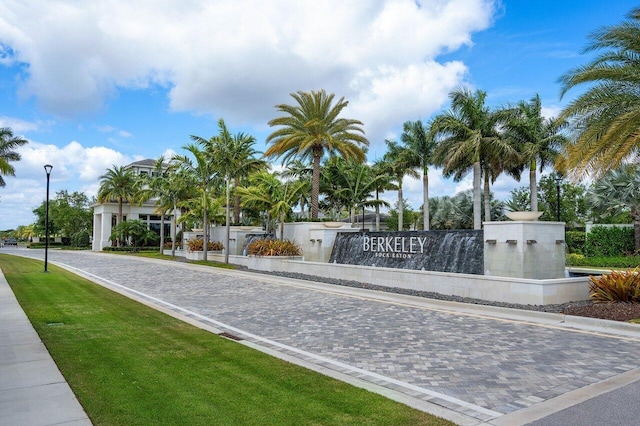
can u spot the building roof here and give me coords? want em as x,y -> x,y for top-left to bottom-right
126,159 -> 157,168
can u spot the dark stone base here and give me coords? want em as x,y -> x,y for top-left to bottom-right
329,230 -> 484,275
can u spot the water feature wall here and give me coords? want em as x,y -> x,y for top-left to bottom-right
241,233 -> 274,255
483,221 -> 566,279
329,230 -> 484,275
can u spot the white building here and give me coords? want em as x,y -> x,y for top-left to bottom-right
92,159 -> 180,251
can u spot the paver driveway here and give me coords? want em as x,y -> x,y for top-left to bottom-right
7,249 -> 640,425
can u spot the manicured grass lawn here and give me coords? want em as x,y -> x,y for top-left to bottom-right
114,250 -> 239,269
0,254 -> 451,426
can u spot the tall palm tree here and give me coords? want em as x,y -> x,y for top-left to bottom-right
0,127 -> 28,187
589,165 -> 640,250
265,89 -> 369,219
559,7 -> 640,176
432,89 -> 514,229
193,119 -> 266,263
381,140 -> 419,231
400,119 -> 438,230
97,165 -> 140,246
172,144 -> 218,259
504,94 -> 567,211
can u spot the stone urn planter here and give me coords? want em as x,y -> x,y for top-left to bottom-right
323,221 -> 346,228
505,211 -> 543,221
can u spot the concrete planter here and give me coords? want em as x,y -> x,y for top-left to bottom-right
247,255 -> 304,272
186,251 -> 206,260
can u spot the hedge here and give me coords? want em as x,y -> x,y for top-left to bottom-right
584,226 -> 634,257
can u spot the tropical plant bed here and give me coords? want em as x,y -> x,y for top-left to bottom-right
563,302 -> 640,322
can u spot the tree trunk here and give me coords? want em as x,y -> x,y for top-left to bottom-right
159,213 -> 165,254
279,212 -> 285,240
423,166 -> 429,231
633,209 -> 640,251
225,176 -> 230,264
311,153 -> 321,219
484,171 -> 491,222
375,197 -> 381,231
234,177 -> 241,223
171,202 -> 177,257
117,198 -> 123,247
202,191 -> 208,261
473,161 -> 482,230
530,161 -> 538,212
398,179 -> 403,231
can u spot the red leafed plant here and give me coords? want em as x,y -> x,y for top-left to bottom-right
589,268 -> 640,303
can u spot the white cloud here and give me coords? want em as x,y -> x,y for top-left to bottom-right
1,140 -> 133,229
0,116 -> 53,134
0,0 -> 498,145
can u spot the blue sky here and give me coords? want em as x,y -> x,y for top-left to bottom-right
0,0 -> 638,230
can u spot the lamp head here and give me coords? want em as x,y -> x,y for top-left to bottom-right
44,164 -> 53,175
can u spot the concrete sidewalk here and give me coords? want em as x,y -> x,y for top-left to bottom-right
0,270 -> 91,426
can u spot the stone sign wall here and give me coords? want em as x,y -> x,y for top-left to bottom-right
329,230 -> 484,275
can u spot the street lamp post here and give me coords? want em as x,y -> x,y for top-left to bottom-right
362,205 -> 365,232
44,164 -> 53,272
554,174 -> 562,222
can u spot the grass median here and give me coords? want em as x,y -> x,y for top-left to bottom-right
0,254 -> 451,426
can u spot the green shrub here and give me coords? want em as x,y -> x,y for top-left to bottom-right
247,239 -> 301,256
28,241 -> 63,249
566,254 -> 640,268
584,226 -> 634,257
565,231 -> 585,254
71,231 -> 91,248
104,246 -> 141,253
589,269 -> 640,303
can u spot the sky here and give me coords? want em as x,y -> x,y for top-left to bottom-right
0,0 -> 638,230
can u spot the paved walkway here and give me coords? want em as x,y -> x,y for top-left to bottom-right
0,257 -> 91,426
2,248 -> 640,425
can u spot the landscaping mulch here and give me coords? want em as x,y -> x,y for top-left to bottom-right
563,302 -> 640,322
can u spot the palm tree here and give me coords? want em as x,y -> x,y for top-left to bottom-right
321,157 -> 389,224
236,171 -> 306,240
432,89 -> 514,229
281,160 -> 312,219
381,140 -> 419,231
371,160 -> 398,231
589,165 -> 640,250
265,89 -> 369,219
559,7 -> 640,176
399,119 -> 438,230
172,144 -> 218,259
504,94 -> 567,211
97,165 -> 140,246
0,127 -> 28,187
192,119 -> 266,263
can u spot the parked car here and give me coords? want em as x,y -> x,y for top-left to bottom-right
4,238 -> 17,245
